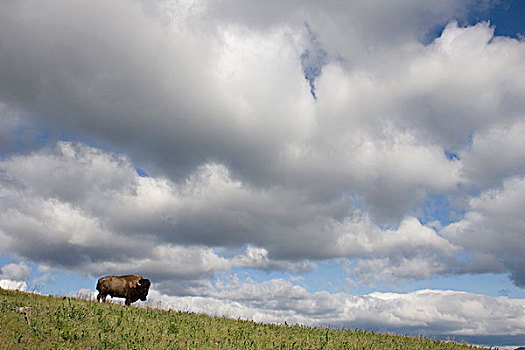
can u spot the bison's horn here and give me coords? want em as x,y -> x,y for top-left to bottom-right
137,280 -> 141,286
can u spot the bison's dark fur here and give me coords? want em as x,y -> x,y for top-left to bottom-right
96,274 -> 151,306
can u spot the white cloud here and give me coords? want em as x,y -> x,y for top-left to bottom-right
0,262 -> 31,281
0,279 -> 27,291
231,246 -> 313,272
401,21 -> 525,149
442,176 -> 525,286
145,278 -> 525,337
461,120 -> 525,188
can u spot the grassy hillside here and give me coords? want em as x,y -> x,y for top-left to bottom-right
0,288 -> 488,349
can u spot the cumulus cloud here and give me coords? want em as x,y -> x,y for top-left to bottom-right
0,279 -> 27,291
442,176 -> 525,286
0,262 -> 31,281
0,0 -> 496,210
0,261 -> 30,291
401,21 -> 525,150
460,120 -> 525,188
146,277 -> 525,337
0,142 -> 460,290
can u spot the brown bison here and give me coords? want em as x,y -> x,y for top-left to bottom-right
96,274 -> 151,306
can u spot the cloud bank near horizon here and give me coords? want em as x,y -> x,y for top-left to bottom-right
71,277 -> 525,338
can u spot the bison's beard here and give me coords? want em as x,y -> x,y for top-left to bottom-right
137,287 -> 150,301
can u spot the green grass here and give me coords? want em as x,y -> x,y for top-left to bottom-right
0,287 -> 489,349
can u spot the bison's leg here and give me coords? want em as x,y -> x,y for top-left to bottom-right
125,298 -> 131,306
97,293 -> 107,302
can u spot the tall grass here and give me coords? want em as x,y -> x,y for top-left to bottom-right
0,287 -> 488,349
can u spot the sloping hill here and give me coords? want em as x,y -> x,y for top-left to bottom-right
0,288 -> 487,349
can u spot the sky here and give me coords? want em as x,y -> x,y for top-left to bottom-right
1,0 -> 525,347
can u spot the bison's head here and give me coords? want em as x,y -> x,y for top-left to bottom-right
136,278 -> 151,301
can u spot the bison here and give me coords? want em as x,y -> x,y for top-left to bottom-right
96,274 -> 151,306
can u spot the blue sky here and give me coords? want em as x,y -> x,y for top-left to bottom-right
475,0 -> 525,38
1,0 -> 525,347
